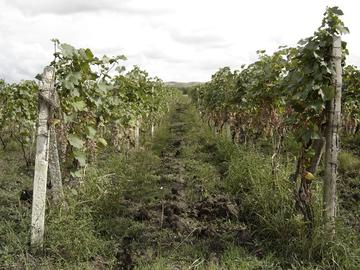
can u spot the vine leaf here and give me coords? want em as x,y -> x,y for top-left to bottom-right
67,134 -> 85,149
74,150 -> 86,167
97,138 -> 107,147
71,100 -> 87,111
86,126 -> 97,139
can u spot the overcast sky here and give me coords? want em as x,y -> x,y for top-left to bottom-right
0,0 -> 359,82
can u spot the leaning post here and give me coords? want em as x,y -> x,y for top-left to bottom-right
30,66 -> 55,251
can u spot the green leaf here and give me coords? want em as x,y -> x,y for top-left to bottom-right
329,6 -> 344,16
69,187 -> 79,195
70,171 -> 82,179
298,39 -> 307,46
74,150 -> 86,167
322,86 -> 335,101
302,129 -> 320,144
116,66 -> 126,73
72,100 -> 87,111
85,48 -> 94,60
310,130 -> 321,140
97,137 -> 107,147
61,43 -> 75,58
67,134 -> 85,149
63,78 -> 75,90
128,119 -> 137,127
116,55 -> 127,61
97,82 -> 109,93
72,88 -> 80,97
102,55 -> 110,64
86,126 -> 97,139
35,74 -> 42,81
337,24 -> 350,35
63,113 -> 75,124
302,130 -> 312,144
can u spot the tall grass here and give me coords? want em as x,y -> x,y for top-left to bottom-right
217,138 -> 360,269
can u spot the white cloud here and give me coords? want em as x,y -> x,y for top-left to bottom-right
0,0 -> 359,82
3,0 -> 172,15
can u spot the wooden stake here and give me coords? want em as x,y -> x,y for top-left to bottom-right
48,127 -> 63,204
224,122 -> 232,141
323,36 -> 342,233
151,124 -> 155,138
135,119 -> 140,148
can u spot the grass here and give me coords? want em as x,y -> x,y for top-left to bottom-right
1,98 -> 360,269
338,151 -> 360,176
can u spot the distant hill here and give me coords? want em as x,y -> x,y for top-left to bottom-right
165,81 -> 203,88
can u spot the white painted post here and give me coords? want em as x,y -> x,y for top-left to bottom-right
151,124 -> 155,138
135,119 -> 140,148
150,86 -> 155,138
30,66 -> 54,250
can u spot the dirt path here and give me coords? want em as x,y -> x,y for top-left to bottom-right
115,101 -> 250,269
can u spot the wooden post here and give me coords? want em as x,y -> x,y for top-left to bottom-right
150,86 -> 155,138
48,127 -> 63,204
151,124 -> 155,138
30,66 -> 54,250
47,82 -> 63,204
309,138 -> 325,174
224,122 -> 232,141
323,35 -> 342,232
135,119 -> 140,148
